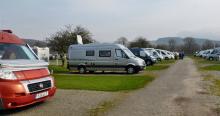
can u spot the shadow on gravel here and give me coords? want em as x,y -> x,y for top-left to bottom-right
0,102 -> 44,115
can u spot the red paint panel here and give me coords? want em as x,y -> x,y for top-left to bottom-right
0,32 -> 24,44
14,69 -> 49,80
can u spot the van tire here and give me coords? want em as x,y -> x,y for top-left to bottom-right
89,71 -> 95,73
127,66 -> 135,74
78,66 -> 86,74
146,60 -> 152,66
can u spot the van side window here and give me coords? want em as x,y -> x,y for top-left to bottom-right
99,50 -> 111,57
115,49 -> 127,58
86,50 -> 95,56
115,49 -> 122,57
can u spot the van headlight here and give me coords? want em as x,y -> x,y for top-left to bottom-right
0,70 -> 17,80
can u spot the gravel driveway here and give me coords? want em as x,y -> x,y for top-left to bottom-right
0,90 -> 120,116
106,58 -> 220,116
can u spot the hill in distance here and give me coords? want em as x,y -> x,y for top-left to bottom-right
153,37 -> 220,45
22,39 -> 47,47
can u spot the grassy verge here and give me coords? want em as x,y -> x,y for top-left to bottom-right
49,65 -> 69,74
191,56 -> 220,65
145,60 -> 176,71
200,65 -> 220,71
157,60 -> 176,65
145,65 -> 170,71
53,74 -> 154,91
203,74 -> 220,96
50,59 -> 177,91
191,56 -> 220,71
89,101 -> 115,116
192,57 -> 220,96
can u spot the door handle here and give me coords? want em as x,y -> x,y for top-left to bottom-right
115,59 -> 119,60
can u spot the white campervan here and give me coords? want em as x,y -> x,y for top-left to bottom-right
67,43 -> 146,74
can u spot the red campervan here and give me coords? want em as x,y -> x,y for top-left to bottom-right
0,30 -> 56,110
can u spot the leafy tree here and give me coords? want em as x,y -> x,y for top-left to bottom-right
47,25 -> 94,55
129,37 -> 151,48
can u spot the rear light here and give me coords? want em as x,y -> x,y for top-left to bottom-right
0,70 -> 17,80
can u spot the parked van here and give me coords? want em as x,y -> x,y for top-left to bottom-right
207,47 -> 220,61
145,48 -> 164,61
156,49 -> 172,60
130,48 -> 157,66
0,30 -> 56,109
202,49 -> 213,59
68,44 -> 146,74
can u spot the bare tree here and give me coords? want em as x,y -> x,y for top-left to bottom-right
202,40 -> 214,50
114,37 -> 128,47
168,39 -> 176,51
156,44 -> 168,50
129,37 -> 151,48
183,37 -> 200,54
215,43 -> 220,48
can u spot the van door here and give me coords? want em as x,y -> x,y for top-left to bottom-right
96,49 -> 114,71
114,49 -> 128,71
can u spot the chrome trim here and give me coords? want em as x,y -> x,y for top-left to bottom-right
20,77 -> 53,94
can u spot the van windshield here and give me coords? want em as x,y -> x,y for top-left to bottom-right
123,49 -> 136,58
0,43 -> 37,60
144,50 -> 152,56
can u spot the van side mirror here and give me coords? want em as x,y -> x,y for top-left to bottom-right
140,51 -> 146,57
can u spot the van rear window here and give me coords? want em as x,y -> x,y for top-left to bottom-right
86,50 -> 95,56
99,50 -> 111,57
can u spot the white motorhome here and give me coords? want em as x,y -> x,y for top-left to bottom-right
33,47 -> 50,62
67,43 -> 146,74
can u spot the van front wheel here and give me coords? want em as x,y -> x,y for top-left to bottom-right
79,66 -> 86,74
127,66 -> 135,74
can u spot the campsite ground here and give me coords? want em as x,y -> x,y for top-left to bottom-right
1,58 -> 220,116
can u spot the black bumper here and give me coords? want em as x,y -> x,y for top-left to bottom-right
135,66 -> 145,71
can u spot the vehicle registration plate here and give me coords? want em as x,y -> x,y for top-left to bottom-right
35,91 -> 48,99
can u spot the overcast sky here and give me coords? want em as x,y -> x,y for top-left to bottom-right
1,0 -> 220,42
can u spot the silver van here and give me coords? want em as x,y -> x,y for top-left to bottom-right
207,47 -> 220,61
67,43 -> 146,74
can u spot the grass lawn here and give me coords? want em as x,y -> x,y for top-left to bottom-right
49,60 -> 63,65
53,74 -> 155,91
157,60 -> 176,65
145,59 -> 176,71
50,59 -> 177,91
200,65 -> 220,71
191,57 -> 220,65
203,75 -> 220,96
212,79 -> 220,96
145,65 -> 170,71
193,57 -> 220,96
191,56 -> 220,71
49,65 -> 69,73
